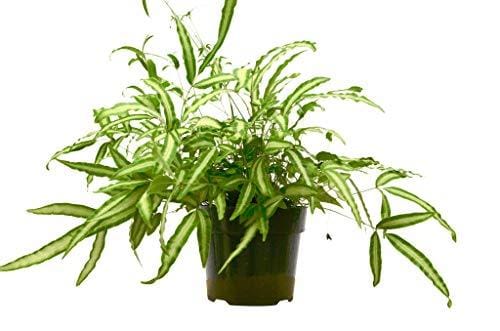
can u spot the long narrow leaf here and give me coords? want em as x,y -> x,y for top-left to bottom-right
323,168 -> 362,227
177,149 -> 216,198
76,231 -> 107,286
57,159 -> 117,178
28,203 -> 95,219
199,0 -> 238,72
194,73 -> 235,89
175,17 -> 197,84
283,77 -> 330,114
369,232 -> 382,287
376,170 -> 408,188
196,209 -> 212,267
218,221 -> 258,274
386,233 -> 452,307
214,192 -> 226,220
142,211 -> 198,284
144,79 -> 176,128
230,182 -> 255,221
182,90 -> 225,120
377,212 -> 434,230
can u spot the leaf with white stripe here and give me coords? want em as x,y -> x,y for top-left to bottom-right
369,231 -> 382,287
230,182 -> 255,221
114,158 -> 156,178
144,79 -> 176,127
283,77 -> 330,114
182,90 -> 225,120
323,168 -> 362,227
28,203 -> 95,219
264,139 -> 293,154
175,17 -> 197,84
377,212 -> 433,230
194,74 -> 235,89
386,233 -> 452,308
251,158 -> 273,196
57,159 -> 117,178
142,210 -> 198,284
218,221 -> 258,274
196,209 -> 212,267
76,230 -> 107,286
376,170 -> 408,188
215,192 -> 226,220
178,149 -> 216,199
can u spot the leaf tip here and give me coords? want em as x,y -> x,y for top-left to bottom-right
447,298 -> 453,308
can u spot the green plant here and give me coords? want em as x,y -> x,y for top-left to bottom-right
0,0 -> 455,307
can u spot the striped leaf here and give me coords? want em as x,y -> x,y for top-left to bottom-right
64,186 -> 147,257
57,159 -> 117,178
195,116 -> 223,130
114,159 -> 156,178
109,146 -> 131,168
386,233 -> 452,307
264,139 -> 293,154
286,150 -> 312,185
159,131 -> 178,170
182,90 -> 225,120
263,195 -> 283,218
94,103 -> 159,122
385,187 -> 456,242
376,170 -> 408,188
28,203 -> 95,219
194,73 -> 235,89
218,221 -> 258,274
199,0 -> 238,72
97,180 -> 150,195
369,231 -> 382,287
377,212 -> 434,230
264,51 -> 307,100
76,230 -> 107,286
129,213 -> 147,251
327,91 -> 383,112
175,17 -> 197,84
251,158 -> 273,196
215,192 -> 226,220
323,168 -> 362,227
178,149 -> 217,199
144,79 -> 176,127
230,182 -> 255,221
380,192 -> 391,219
196,209 -> 212,267
87,142 -> 109,185
142,210 -> 198,284
221,176 -> 245,190
137,191 -> 154,228
283,77 -> 330,114
284,183 -> 317,197
99,114 -> 152,134
48,137 -> 97,166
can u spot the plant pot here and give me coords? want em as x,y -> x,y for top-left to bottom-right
205,205 -> 307,306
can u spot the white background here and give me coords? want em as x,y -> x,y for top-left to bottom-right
0,0 -> 498,329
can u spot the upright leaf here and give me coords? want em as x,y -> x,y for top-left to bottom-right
369,232 -> 382,287
199,0 -> 238,72
214,192 -> 226,220
283,77 -> 330,114
141,0 -> 150,16
142,211 -> 198,284
76,231 -> 107,286
251,158 -> 273,196
144,79 -> 176,128
182,90 -> 225,120
177,149 -> 217,198
386,233 -> 452,307
175,17 -> 197,84
323,168 -> 362,227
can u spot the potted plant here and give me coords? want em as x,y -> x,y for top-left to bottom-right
0,0 -> 455,307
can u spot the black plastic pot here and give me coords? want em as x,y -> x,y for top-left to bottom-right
206,205 -> 306,306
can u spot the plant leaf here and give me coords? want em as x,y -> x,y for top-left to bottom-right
199,0 -> 238,72
230,182 -> 255,221
283,77 -> 330,114
182,90 -> 225,120
76,230 -> 107,286
218,221 -> 258,274
386,233 -> 452,307
286,150 -> 312,185
109,146 -> 131,168
284,183 -> 317,197
177,149 -> 217,199
377,212 -> 433,230
323,168 -> 362,227
28,203 -> 95,219
114,159 -> 156,178
130,213 -> 147,251
57,159 -> 117,178
144,79 -> 176,128
87,142 -> 109,185
376,170 -> 408,188
175,17 -> 197,84
196,209 -> 212,267
97,180 -> 150,195
48,137 -> 97,168
385,187 -> 456,242
142,210 -> 198,284
264,139 -> 293,154
194,73 -> 235,89
369,231 -> 382,287
251,158 -> 273,196
215,192 -> 226,220
380,192 -> 391,219
141,0 -> 150,16
137,191 -> 154,228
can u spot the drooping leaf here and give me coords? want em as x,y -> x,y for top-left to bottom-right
196,209 -> 212,267
385,187 -> 456,242
264,139 -> 293,154
76,230 -> 107,286
286,150 -> 312,186
218,221 -> 258,274
369,231 -> 382,287
64,186 -> 147,257
48,137 -> 97,168
175,17 -> 197,84
178,149 -> 217,198
28,203 -> 95,219
283,77 -> 330,114
230,182 -> 255,221
158,131 -> 179,171
137,191 -> 154,228
376,170 -> 408,188
129,213 -> 147,251
142,210 -> 198,284
94,103 -> 159,123
214,192 -> 226,220
57,159 -> 117,178
264,51 -> 307,100
97,180 -> 150,195
385,233 -> 452,307
199,0 -> 238,72
194,73 -> 235,89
